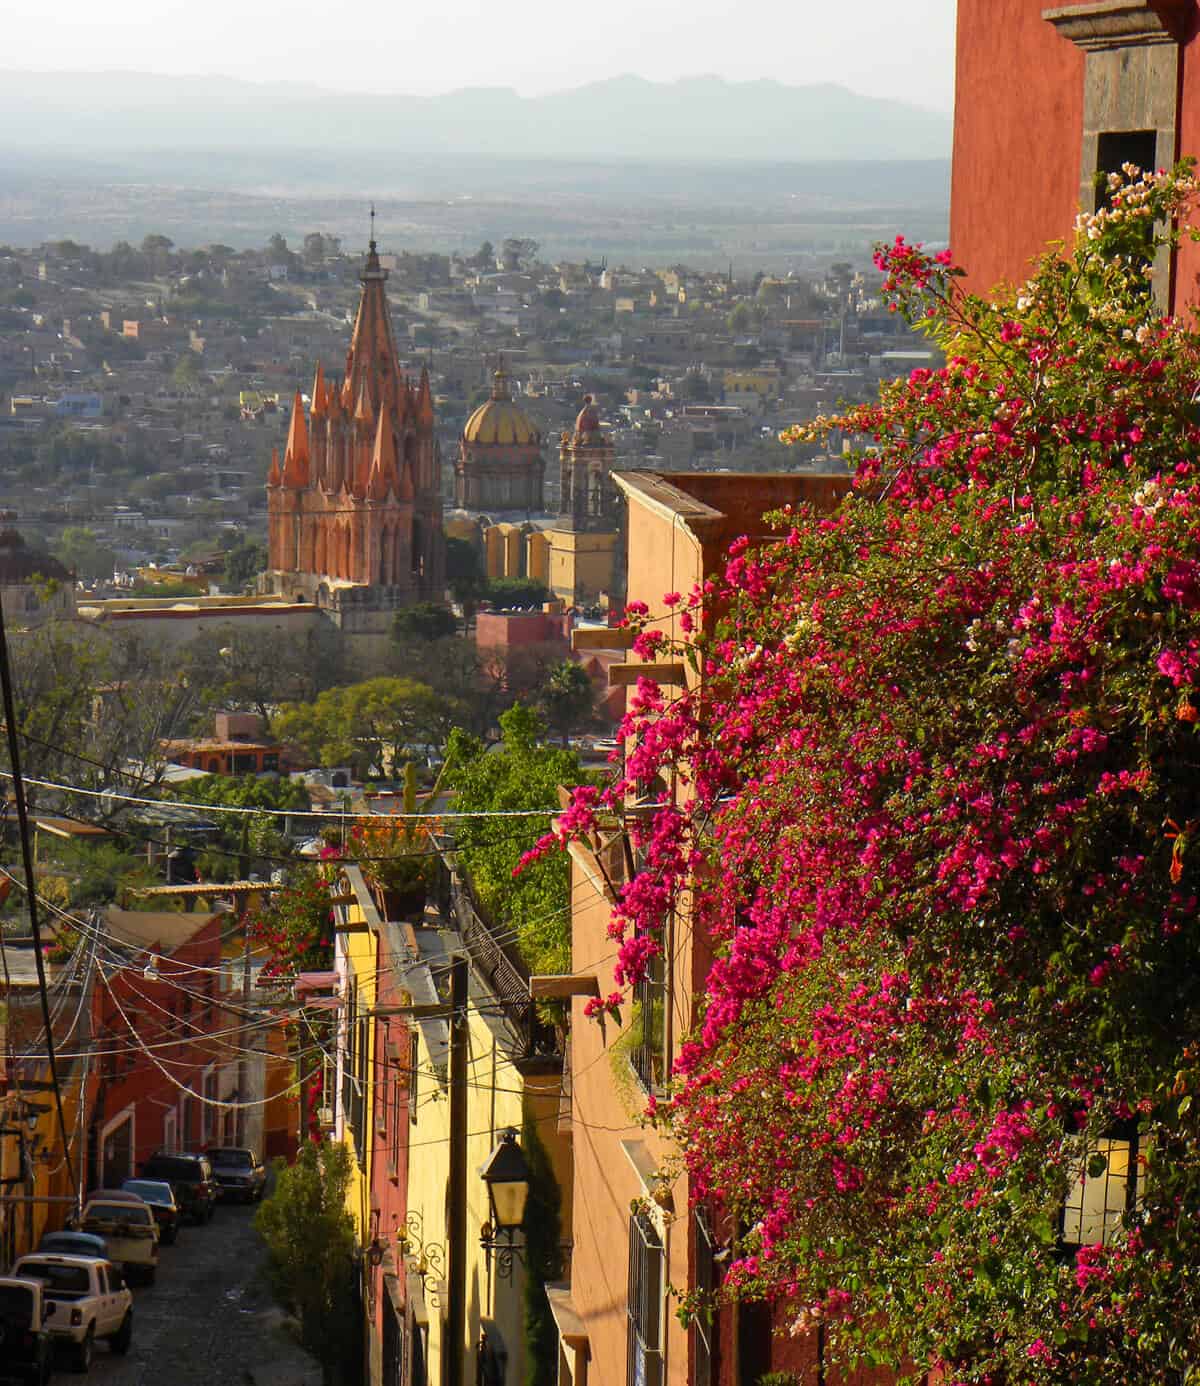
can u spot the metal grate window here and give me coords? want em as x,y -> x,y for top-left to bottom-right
1062,1131 -> 1141,1247
627,1211 -> 664,1386
631,943 -> 668,1093
694,1206 -> 720,1386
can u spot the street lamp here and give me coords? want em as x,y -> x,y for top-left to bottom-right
479,1127 -> 531,1282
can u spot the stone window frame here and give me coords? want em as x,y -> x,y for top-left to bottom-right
1043,0 -> 1191,304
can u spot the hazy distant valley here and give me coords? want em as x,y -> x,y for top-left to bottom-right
0,72 -> 949,266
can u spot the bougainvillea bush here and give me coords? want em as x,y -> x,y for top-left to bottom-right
249,863 -> 335,983
552,165 -> 1200,1382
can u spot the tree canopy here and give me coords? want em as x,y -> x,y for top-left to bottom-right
52,527 -> 115,583
556,164 -> 1200,1382
255,1139 -> 360,1385
537,660 -> 596,745
484,576 -> 549,609
447,705 -> 585,974
275,677 -> 463,778
221,537 -> 267,593
391,601 -> 458,644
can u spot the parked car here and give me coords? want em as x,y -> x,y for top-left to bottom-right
138,1152 -> 217,1224
120,1178 -> 181,1245
0,1275 -> 52,1384
77,1196 -> 158,1285
205,1147 -> 267,1203
11,1254 -> 132,1372
37,1229 -> 109,1260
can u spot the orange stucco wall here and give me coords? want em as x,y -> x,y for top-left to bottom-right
567,473 -> 862,1386
951,0 -> 1085,297
568,485 -> 705,1386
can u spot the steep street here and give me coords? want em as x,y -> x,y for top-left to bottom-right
80,1197 -> 318,1386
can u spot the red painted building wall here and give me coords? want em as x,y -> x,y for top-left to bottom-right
93,912 -> 226,1188
952,0 -> 1200,310
952,0 -> 1085,295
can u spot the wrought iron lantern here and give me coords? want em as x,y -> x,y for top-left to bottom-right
479,1127 -> 531,1280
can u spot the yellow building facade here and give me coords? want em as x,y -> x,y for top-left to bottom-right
401,923 -> 569,1386
331,864 -> 571,1386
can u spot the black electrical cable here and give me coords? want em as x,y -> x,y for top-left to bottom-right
0,599 -> 79,1206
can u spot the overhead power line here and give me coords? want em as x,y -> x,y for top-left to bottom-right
0,601 -> 79,1205
0,769 -> 561,820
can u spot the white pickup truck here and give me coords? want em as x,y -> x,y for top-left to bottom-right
78,1195 -> 159,1284
10,1254 -> 133,1372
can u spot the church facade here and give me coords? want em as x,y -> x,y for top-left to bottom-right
454,366 -> 544,514
264,239 -> 445,632
526,396 -> 623,608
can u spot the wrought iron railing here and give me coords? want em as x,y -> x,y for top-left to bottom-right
445,864 -> 559,1059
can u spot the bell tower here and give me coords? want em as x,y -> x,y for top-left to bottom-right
264,217 -> 445,632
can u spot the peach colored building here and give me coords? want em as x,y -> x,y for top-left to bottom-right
548,471 -> 926,1386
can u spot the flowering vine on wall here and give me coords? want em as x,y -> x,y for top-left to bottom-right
546,164 -> 1200,1382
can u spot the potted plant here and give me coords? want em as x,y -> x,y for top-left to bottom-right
348,815 -> 438,921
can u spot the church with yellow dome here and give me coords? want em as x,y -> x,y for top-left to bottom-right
454,366 -> 544,513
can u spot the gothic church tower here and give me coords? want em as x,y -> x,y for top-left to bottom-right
265,234 -> 444,631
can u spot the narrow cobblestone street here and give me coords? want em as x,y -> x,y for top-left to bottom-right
71,1197 -> 319,1386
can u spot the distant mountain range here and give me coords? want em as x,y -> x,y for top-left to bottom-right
0,70 -> 951,164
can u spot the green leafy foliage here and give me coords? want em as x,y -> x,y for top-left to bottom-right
568,163 -> 1200,1383
275,677 -> 464,777
484,577 -> 549,608
391,601 -> 458,643
249,864 -> 334,982
446,705 -> 584,974
221,537 -> 267,593
521,1115 -> 564,1386
537,660 -> 596,745
52,527 -> 116,583
255,1141 -> 361,1385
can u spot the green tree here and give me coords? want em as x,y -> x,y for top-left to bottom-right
276,677 -> 463,777
726,302 -> 753,332
171,352 -> 202,393
521,1115 -> 564,1386
679,372 -> 713,402
446,538 -> 487,625
538,660 -> 595,746
447,705 -> 588,973
180,625 -> 344,725
41,838 -> 158,909
166,773 -> 309,832
6,625 -> 198,804
221,537 -> 267,593
52,527 -> 115,583
391,601 -> 458,643
255,1141 -> 361,1386
484,576 -> 548,608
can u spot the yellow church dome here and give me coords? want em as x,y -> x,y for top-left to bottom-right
463,368 -> 541,448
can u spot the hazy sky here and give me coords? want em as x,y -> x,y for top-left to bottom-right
6,0 -> 957,111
